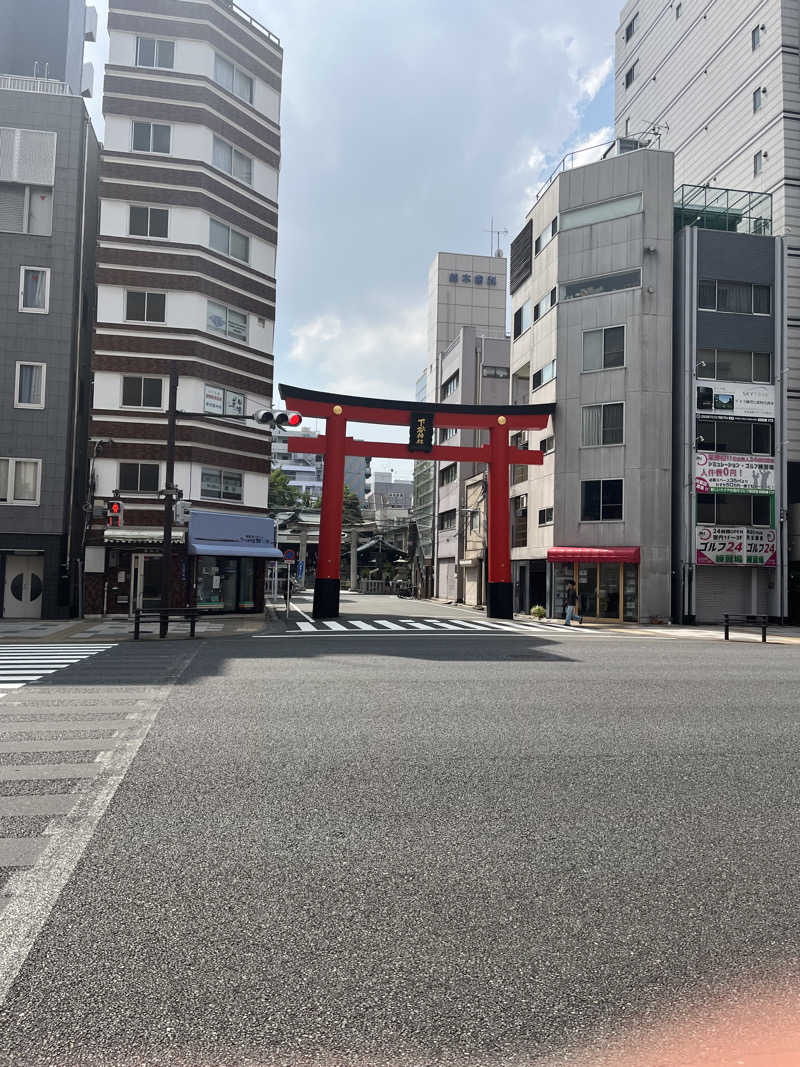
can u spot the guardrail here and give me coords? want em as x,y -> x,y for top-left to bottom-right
0,74 -> 70,94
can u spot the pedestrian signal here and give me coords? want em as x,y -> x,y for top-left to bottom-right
106,499 -> 124,527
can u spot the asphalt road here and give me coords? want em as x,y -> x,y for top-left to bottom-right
1,614 -> 800,1066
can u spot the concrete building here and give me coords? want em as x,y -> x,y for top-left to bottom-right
614,0 -> 798,619
85,0 -> 282,616
343,454 -> 368,504
0,80 -> 99,617
434,327 -> 510,602
271,428 -> 324,501
413,251 -> 507,595
0,0 -> 96,98
508,147 -> 674,622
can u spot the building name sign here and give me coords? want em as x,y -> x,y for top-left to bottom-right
696,383 -> 775,422
695,452 -> 774,495
408,410 -> 435,453
204,384 -> 245,417
696,525 -> 776,567
448,273 -> 498,286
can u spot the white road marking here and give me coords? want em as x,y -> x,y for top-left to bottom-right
291,602 -> 315,624
349,621 -> 378,630
397,620 -> 434,630
374,621 -> 404,630
322,621 -> 347,631
297,622 -> 317,632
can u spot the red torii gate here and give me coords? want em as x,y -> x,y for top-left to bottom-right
279,384 -> 554,620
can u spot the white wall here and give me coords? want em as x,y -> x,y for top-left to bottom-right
93,457 -> 267,508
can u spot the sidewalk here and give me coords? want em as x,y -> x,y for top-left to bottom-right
0,611 -> 282,643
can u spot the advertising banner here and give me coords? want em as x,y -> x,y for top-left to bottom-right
695,452 -> 774,495
696,382 -> 775,421
696,525 -> 777,567
203,385 -> 224,415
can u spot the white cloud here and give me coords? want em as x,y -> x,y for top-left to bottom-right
579,55 -> 613,100
286,303 -> 427,403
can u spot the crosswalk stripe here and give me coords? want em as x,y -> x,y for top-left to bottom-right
374,621 -> 404,630
398,620 -> 434,630
297,622 -> 316,632
349,621 -> 377,630
322,621 -> 346,630
446,620 -> 492,630
423,620 -> 462,629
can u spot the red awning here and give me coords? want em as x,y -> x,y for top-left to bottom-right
547,546 -> 641,564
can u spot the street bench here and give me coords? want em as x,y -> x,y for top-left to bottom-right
723,613 -> 769,643
133,608 -> 206,640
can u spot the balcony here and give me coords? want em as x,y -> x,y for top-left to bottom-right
674,185 -> 772,236
0,74 -> 70,95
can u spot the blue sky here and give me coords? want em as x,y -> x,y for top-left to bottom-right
87,0 -> 622,468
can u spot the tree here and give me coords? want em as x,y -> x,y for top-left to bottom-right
342,485 -> 363,525
269,468 -> 300,507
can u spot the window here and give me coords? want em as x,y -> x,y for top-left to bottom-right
540,435 -> 555,455
129,205 -> 168,238
125,290 -> 166,322
538,506 -> 554,526
136,37 -> 174,68
14,363 -> 46,408
212,136 -> 253,184
207,301 -> 248,342
698,281 -> 771,315
0,184 -> 53,236
753,88 -> 762,113
119,462 -> 159,493
513,300 -> 531,339
676,3 -> 681,18
132,121 -> 171,154
697,349 -> 773,384
534,217 -> 558,256
439,464 -> 457,486
560,194 -> 643,232
209,218 -> 249,262
531,359 -> 556,392
18,267 -> 49,313
441,372 -> 459,399
582,403 -> 624,446
752,25 -> 761,51
0,458 -> 41,505
583,325 -> 625,371
533,288 -> 557,322
482,365 -> 510,379
698,493 -> 771,527
625,62 -> 638,89
201,467 -> 243,501
214,53 -> 253,103
625,13 -> 639,40
562,269 -> 641,302
438,509 -> 457,531
582,479 -> 623,521
439,426 -> 457,443
753,150 -> 763,177
695,418 -> 774,455
121,376 -> 163,408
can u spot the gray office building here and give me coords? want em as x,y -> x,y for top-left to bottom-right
0,86 -> 99,617
0,0 -> 96,97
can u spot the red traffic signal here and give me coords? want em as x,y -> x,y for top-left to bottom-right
107,499 -> 124,527
254,409 -> 303,429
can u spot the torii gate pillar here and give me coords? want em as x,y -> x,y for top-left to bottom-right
313,406 -> 347,619
486,423 -> 513,619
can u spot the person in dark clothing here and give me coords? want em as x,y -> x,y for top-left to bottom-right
564,580 -> 583,626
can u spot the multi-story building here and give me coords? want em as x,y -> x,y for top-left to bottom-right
509,147 -> 674,622
0,0 -> 97,98
433,327 -> 510,602
85,0 -> 282,615
413,251 -> 507,596
0,13 -> 99,618
271,427 -> 324,501
615,0 -> 798,619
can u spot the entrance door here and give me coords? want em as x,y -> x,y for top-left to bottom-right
3,555 -> 44,618
577,563 -> 598,617
130,554 -> 162,616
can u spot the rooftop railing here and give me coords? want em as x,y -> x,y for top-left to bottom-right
535,139 -> 617,201
0,74 -> 70,94
674,184 -> 772,236
218,0 -> 281,47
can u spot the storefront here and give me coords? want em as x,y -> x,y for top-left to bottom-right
547,547 -> 640,622
187,510 -> 282,612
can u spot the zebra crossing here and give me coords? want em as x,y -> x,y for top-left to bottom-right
0,645 -> 115,698
271,616 -> 535,637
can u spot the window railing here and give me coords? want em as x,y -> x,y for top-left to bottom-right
220,1 -> 281,47
0,74 -> 70,95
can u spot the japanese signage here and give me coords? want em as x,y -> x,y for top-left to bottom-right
225,391 -> 245,416
448,273 -> 498,286
408,411 -> 435,453
696,525 -> 777,567
695,452 -> 774,495
203,385 -> 224,415
696,383 -> 775,421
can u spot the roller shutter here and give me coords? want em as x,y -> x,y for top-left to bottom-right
695,566 -> 751,623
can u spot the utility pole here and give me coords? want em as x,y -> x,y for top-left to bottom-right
160,366 -> 179,638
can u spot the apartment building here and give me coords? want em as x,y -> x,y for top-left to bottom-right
508,148 -> 674,622
433,327 -> 510,602
615,0 -> 799,619
85,0 -> 282,616
413,252 -> 507,596
0,11 -> 99,618
0,0 -> 97,97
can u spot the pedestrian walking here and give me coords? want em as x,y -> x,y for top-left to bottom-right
564,580 -> 583,626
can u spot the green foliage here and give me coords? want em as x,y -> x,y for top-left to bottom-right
530,604 -> 547,620
269,468 -> 301,507
342,485 -> 363,525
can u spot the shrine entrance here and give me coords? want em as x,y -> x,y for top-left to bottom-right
279,384 -> 554,620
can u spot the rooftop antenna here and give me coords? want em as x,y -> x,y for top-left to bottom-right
485,217 -> 508,257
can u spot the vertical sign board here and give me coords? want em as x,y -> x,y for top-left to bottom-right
408,411 -> 435,453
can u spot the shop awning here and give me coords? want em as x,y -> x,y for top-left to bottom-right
547,546 -> 640,563
104,527 -> 185,545
187,509 -> 283,559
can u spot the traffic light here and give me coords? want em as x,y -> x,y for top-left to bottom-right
174,499 -> 191,525
106,499 -> 124,527
254,409 -> 302,429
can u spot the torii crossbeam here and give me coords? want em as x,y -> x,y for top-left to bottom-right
278,384 -> 555,620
